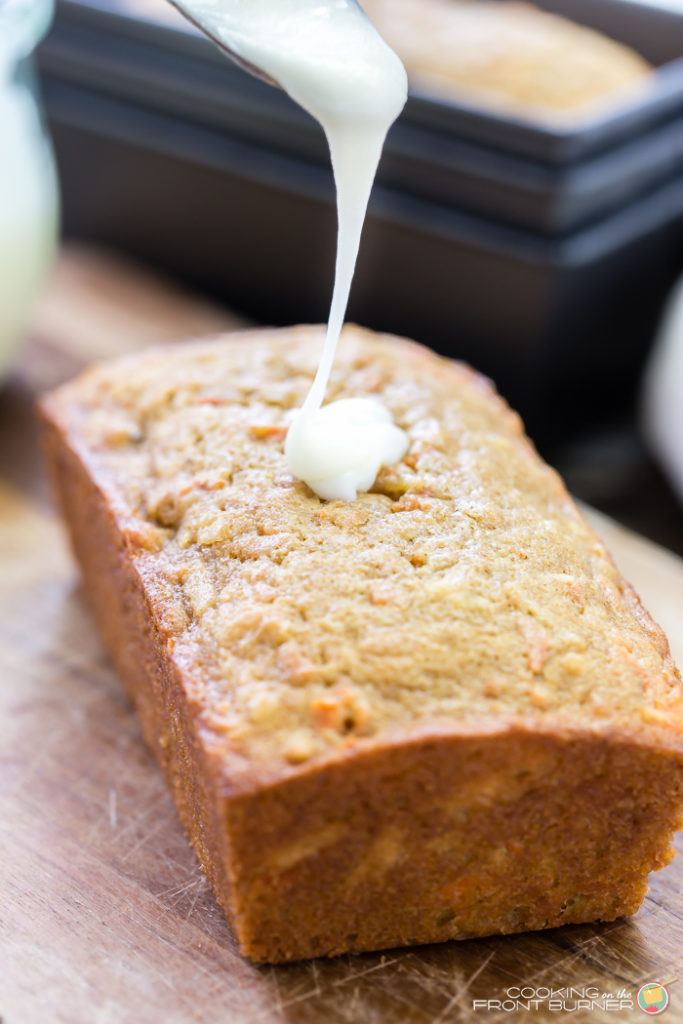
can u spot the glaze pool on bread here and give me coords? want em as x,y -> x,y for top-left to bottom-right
40,325 -> 683,963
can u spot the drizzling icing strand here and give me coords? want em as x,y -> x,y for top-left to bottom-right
171,0 -> 409,499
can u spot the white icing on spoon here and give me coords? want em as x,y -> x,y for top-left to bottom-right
169,0 -> 409,500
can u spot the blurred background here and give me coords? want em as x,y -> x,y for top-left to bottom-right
2,0 -> 683,552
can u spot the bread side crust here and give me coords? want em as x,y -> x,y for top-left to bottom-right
40,358 -> 683,963
40,400 -> 240,930
226,723 -> 683,961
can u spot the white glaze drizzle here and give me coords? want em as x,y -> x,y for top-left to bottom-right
172,0 -> 409,499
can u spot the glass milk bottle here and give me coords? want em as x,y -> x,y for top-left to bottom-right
0,0 -> 59,379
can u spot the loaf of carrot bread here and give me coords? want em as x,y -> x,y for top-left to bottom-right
41,325 -> 683,963
361,0 -> 651,116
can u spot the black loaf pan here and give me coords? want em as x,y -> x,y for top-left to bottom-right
38,0 -> 683,234
39,70 -> 683,445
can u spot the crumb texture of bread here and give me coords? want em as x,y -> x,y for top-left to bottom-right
40,325 -> 683,962
361,0 -> 651,115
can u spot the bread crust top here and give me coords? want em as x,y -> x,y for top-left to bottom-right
41,325 -> 683,780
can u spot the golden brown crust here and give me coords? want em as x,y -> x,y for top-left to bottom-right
226,724 -> 683,961
40,406 -> 240,926
39,325 -> 683,962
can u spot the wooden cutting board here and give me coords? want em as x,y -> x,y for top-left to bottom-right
2,247 -> 683,1024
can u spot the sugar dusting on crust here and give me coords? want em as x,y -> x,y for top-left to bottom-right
54,325 -> 683,766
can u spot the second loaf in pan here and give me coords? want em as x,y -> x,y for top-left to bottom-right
360,0 -> 651,116
40,325 -> 683,963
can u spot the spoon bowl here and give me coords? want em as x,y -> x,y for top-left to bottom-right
167,0 -> 279,87
166,0 -> 369,90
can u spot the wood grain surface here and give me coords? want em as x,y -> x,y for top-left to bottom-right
1,247 -> 682,1024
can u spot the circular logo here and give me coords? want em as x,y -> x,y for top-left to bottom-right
637,983 -> 670,1015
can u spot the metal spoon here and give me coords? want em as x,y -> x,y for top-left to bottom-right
166,0 -> 369,91
166,0 -> 280,88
